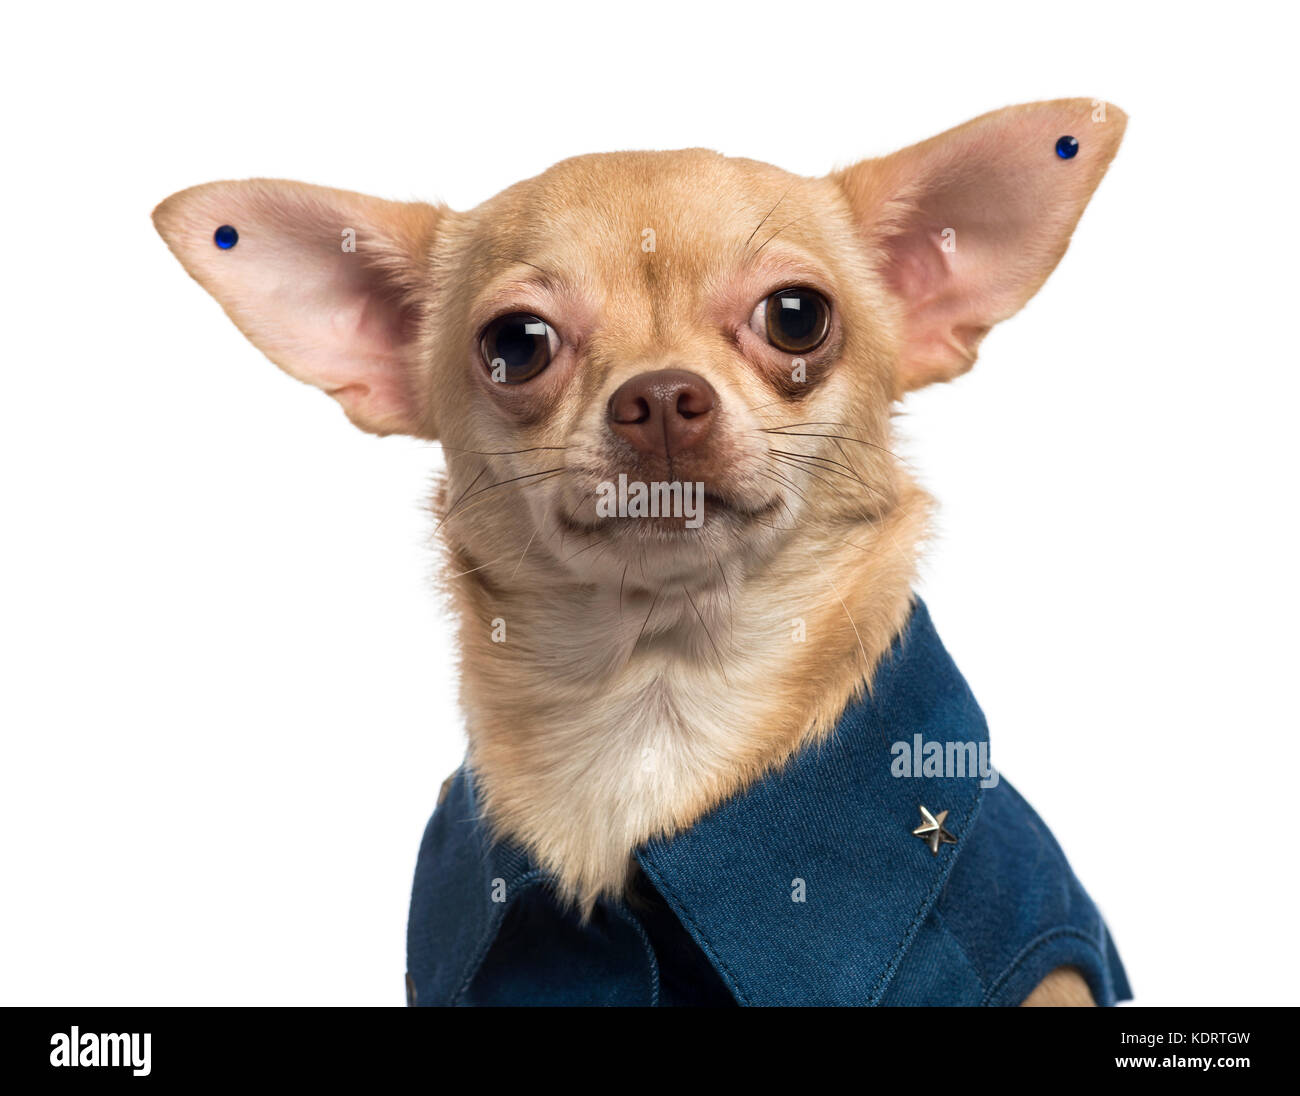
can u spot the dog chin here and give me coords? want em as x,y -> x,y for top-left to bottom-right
555,496 -> 780,545
549,504 -> 781,587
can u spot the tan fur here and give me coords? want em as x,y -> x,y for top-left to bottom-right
153,100 -> 1126,1006
420,151 -> 929,909
1021,967 -> 1096,1007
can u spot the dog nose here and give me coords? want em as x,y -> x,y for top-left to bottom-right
607,369 -> 717,458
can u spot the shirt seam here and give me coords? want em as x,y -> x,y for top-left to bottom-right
867,783 -> 986,1005
635,855 -> 752,1007
610,904 -> 662,1007
450,869 -> 549,1005
930,906 -> 989,997
979,926 -> 1108,1006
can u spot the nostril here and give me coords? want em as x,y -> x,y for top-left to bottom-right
627,397 -> 652,424
607,369 -> 717,456
609,393 -> 652,425
676,389 -> 713,419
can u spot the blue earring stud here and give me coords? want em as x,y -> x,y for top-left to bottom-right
1055,136 -> 1079,160
213,225 -> 239,250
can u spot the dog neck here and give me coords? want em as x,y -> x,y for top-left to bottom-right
442,477 -> 930,914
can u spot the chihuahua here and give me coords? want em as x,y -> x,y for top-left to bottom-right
155,99 -> 1128,1007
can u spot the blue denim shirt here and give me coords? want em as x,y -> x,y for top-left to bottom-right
406,598 -> 1130,1006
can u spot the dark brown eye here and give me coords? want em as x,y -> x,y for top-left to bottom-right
753,288 -> 831,354
480,313 -> 558,383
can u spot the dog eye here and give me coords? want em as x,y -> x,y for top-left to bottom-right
480,313 -> 558,383
751,288 -> 831,354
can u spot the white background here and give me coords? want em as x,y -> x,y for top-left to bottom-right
2,1 -> 1296,1006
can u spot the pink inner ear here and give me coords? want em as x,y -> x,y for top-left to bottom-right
885,221 -> 993,388
845,100 -> 1127,392
293,264 -> 421,433
153,179 -> 440,436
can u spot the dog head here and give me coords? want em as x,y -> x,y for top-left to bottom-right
154,100 -> 1124,598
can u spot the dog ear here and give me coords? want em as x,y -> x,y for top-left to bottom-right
153,179 -> 444,436
834,99 -> 1126,393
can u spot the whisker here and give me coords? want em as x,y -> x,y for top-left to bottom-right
426,443 -> 569,457
438,467 -> 568,533
768,447 -> 865,483
435,466 -> 488,531
561,537 -> 605,564
447,555 -> 509,580
749,494 -> 802,533
462,466 -> 568,504
769,448 -> 889,505
745,397 -> 792,416
559,490 -> 595,551
749,514 -> 800,534
761,427 -> 898,459
831,436 -> 861,478
768,452 -> 839,491
761,420 -> 872,432
744,184 -> 794,254
757,464 -> 809,505
681,582 -> 729,685
710,551 -> 735,641
630,583 -> 665,656
805,549 -> 868,670
510,522 -> 542,581
752,211 -> 817,258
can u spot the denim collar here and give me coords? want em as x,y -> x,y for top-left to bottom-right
418,597 -> 989,1006
635,597 -> 988,1004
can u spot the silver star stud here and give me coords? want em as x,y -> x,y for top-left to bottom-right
912,805 -> 958,854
